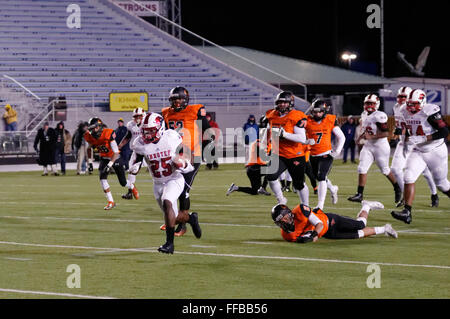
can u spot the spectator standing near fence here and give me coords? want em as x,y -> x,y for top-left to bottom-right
341,115 -> 357,163
3,104 -> 18,131
72,121 -> 89,175
115,118 -> 130,170
34,122 -> 58,176
243,114 -> 259,161
205,113 -> 220,169
54,121 -> 71,175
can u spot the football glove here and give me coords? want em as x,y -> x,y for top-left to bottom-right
271,127 -> 285,138
88,163 -> 94,173
101,162 -> 113,175
296,230 -> 318,243
305,138 -> 316,146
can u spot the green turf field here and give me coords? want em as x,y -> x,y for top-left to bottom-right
0,161 -> 448,299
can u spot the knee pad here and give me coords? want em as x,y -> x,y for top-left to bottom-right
100,179 -> 110,191
357,164 -> 369,174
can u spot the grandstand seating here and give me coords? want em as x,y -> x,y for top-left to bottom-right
0,0 -> 284,110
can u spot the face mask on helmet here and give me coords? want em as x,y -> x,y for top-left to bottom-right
132,108 -> 145,124
406,89 -> 427,114
363,94 -> 380,113
397,87 -> 412,105
141,114 -> 164,144
88,118 -> 103,138
311,99 -> 328,121
275,92 -> 294,115
271,204 -> 295,233
169,87 -> 189,112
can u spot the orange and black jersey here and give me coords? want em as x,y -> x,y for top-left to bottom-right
281,205 -> 329,242
161,104 -> 210,157
265,109 -> 307,159
306,114 -> 338,155
84,128 -> 117,159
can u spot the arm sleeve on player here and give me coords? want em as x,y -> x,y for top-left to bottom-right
308,212 -> 323,227
110,140 -> 119,153
282,125 -> 307,143
332,126 -> 346,154
427,113 -> 449,140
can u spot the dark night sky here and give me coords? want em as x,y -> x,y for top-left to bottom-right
180,0 -> 449,79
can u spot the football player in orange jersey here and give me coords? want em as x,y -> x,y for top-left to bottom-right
264,91 -> 314,206
271,200 -> 398,243
226,138 -> 270,196
306,99 -> 345,210
84,117 -> 127,210
161,86 -> 210,236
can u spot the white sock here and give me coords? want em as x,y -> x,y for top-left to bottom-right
126,174 -> 137,189
43,166 -> 48,174
326,179 -> 335,190
361,204 -> 371,213
357,230 -> 365,238
50,165 -> 57,173
374,226 -> 385,235
298,183 -> 309,206
269,180 -> 284,200
422,167 -> 437,195
317,181 -> 327,209
105,191 -> 114,202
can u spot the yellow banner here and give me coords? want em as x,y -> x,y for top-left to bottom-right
109,92 -> 149,111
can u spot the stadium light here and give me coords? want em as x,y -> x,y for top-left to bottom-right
341,52 -> 357,68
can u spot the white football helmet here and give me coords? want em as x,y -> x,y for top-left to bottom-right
141,113 -> 165,144
363,94 -> 380,113
406,89 -> 427,113
132,107 -> 146,124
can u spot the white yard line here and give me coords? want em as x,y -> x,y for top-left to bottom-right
1,215 -> 449,235
0,240 -> 448,270
0,288 -> 115,299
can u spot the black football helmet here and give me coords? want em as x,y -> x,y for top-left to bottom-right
88,117 -> 104,138
275,91 -> 295,115
311,99 -> 329,121
169,86 -> 190,112
271,204 -> 295,233
259,115 -> 268,128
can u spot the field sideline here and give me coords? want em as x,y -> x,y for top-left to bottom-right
0,161 -> 448,299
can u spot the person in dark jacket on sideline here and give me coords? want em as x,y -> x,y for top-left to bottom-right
341,115 -> 357,163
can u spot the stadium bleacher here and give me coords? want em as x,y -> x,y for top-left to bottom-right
0,0 -> 285,111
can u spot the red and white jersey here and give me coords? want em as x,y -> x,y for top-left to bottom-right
360,110 -> 388,145
399,103 -> 443,152
132,129 -> 183,183
126,120 -> 142,151
393,103 -> 406,142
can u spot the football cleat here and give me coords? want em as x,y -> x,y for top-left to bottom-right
104,201 -> 116,210
347,193 -> 363,202
431,194 -> 439,207
391,208 -> 412,224
330,185 -> 339,205
362,200 -> 384,210
257,187 -> 271,196
313,186 -> 318,195
226,183 -> 239,196
132,186 -> 139,200
175,223 -> 187,237
158,242 -> 174,254
384,224 -> 398,239
188,212 -> 202,239
160,224 -> 166,231
396,198 -> 405,208
122,189 -> 133,200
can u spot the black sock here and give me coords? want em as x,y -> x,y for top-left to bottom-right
286,181 -> 291,188
280,180 -> 286,188
404,204 -> 412,212
166,227 -> 175,244
357,186 -> 364,195
393,182 -> 401,191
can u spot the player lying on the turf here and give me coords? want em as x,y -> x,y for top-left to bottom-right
133,113 -> 202,254
271,201 -> 398,243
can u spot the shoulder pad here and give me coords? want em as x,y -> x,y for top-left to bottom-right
422,103 -> 441,116
376,111 -> 388,122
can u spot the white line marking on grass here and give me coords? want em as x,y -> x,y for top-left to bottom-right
0,240 -> 449,270
0,288 -> 115,299
4,257 -> 32,261
190,245 -> 216,248
2,215 -> 450,236
242,241 -> 273,245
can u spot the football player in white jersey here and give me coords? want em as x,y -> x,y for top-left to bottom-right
118,108 -> 146,200
391,89 -> 450,224
133,113 -> 202,254
390,87 -> 439,207
348,94 -> 402,204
